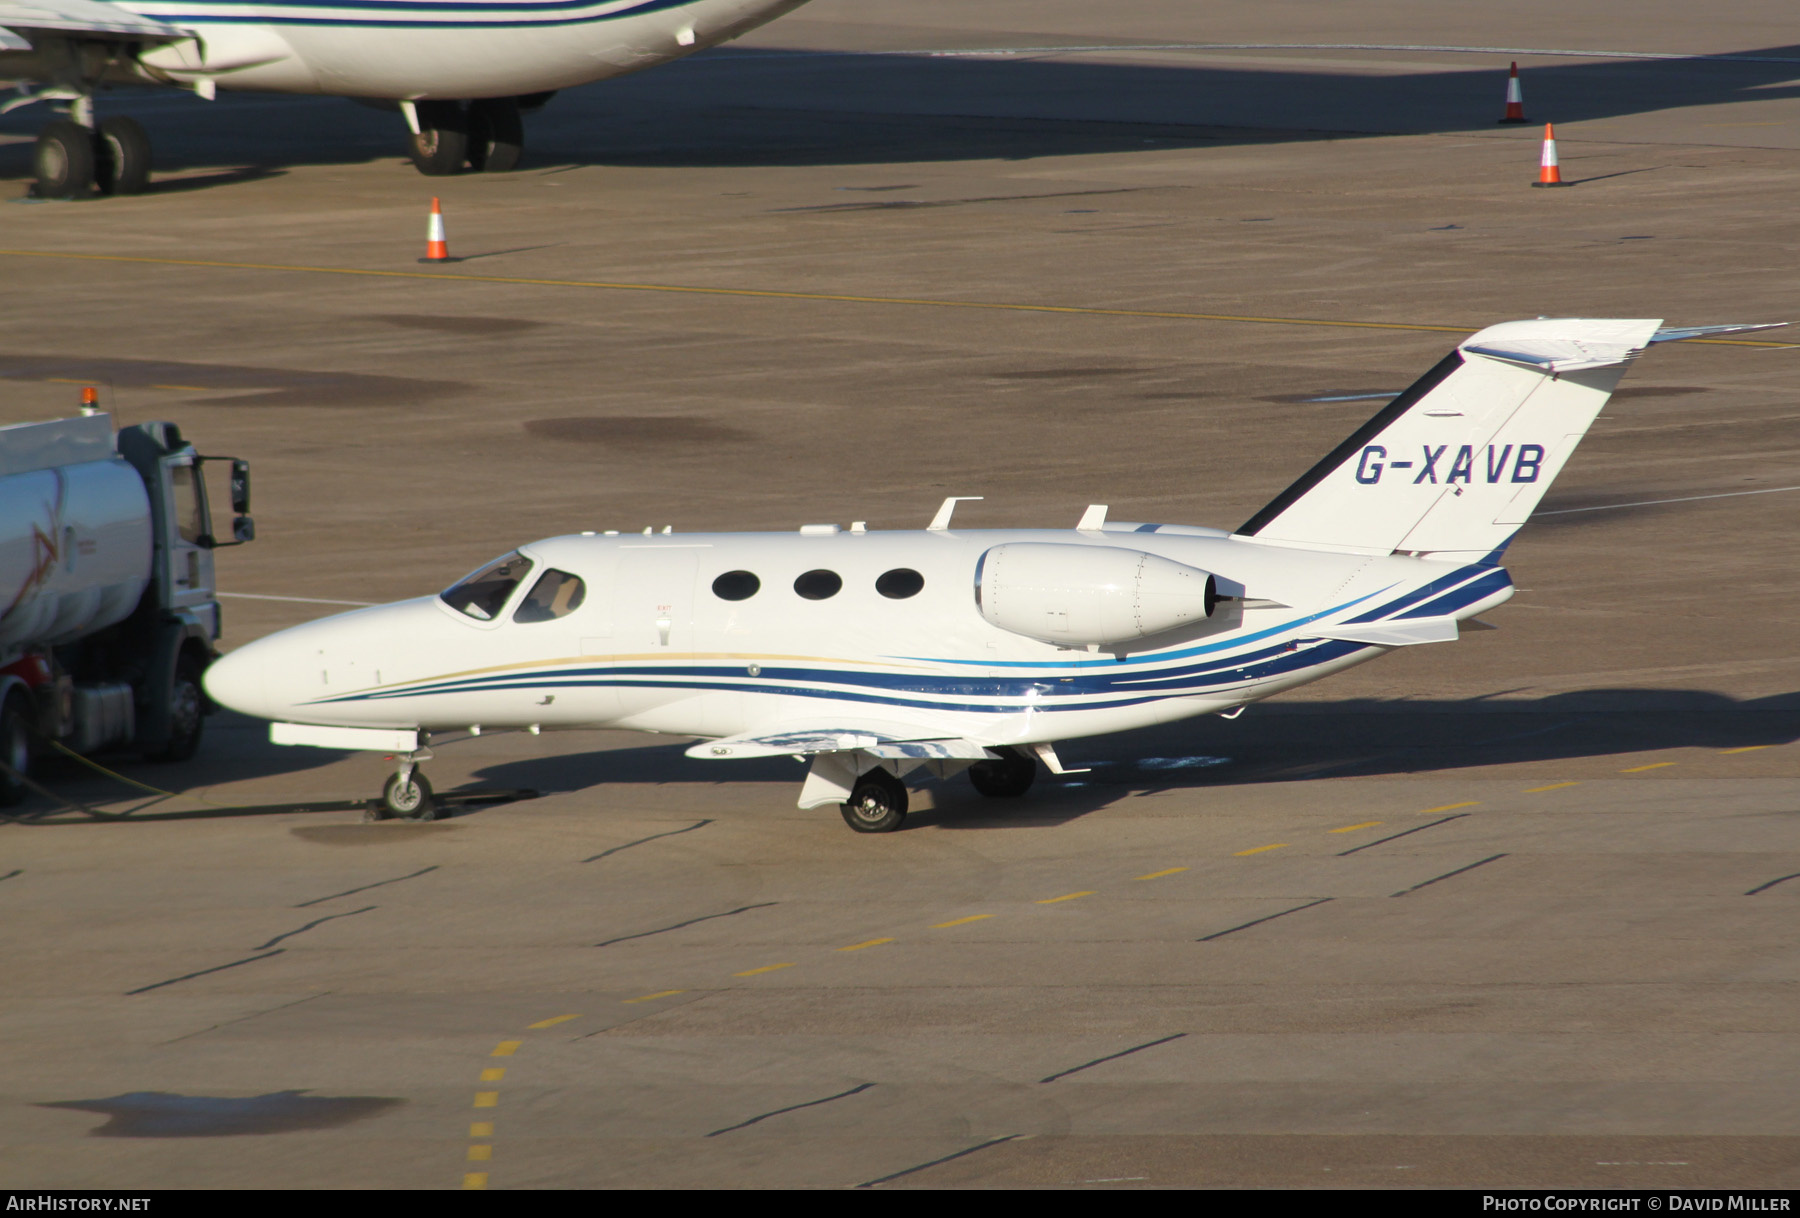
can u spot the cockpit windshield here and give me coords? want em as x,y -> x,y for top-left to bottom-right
440,551 -> 534,621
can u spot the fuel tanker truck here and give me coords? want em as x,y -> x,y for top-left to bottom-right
0,407 -> 253,804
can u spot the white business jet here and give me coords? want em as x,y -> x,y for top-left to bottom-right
0,0 -> 810,196
203,317 -> 1777,830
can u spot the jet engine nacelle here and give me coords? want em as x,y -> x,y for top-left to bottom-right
975,543 -> 1219,646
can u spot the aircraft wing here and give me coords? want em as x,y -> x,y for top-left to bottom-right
687,724 -> 993,762
0,0 -> 188,43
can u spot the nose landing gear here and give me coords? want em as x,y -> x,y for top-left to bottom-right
368,747 -> 437,821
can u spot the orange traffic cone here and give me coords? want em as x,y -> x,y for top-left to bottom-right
1498,61 -> 1527,124
1531,123 -> 1565,188
419,197 -> 457,263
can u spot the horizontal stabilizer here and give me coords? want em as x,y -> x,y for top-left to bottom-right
1307,617 -> 1460,647
1650,322 -> 1787,344
688,724 -> 991,761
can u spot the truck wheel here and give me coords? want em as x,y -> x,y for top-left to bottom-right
147,654 -> 205,763
0,689 -> 35,806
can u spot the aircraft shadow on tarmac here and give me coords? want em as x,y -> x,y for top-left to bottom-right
11,687 -> 1795,827
461,687 -> 1800,831
5,46 -> 1800,190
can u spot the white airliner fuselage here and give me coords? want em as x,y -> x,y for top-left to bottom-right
203,318 -> 1778,830
0,0 -> 810,194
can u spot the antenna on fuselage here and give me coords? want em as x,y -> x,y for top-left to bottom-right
927,497 -> 983,531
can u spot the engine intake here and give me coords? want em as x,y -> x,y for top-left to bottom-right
975,543 -> 1218,646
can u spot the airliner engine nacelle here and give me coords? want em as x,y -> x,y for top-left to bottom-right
975,543 -> 1219,647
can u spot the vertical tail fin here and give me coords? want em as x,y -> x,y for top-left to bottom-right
1236,318 -> 1664,560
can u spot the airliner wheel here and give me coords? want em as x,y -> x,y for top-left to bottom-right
95,116 -> 152,196
408,101 -> 468,176
33,120 -> 95,199
968,747 -> 1036,798
840,768 -> 907,833
382,770 -> 436,821
468,98 -> 523,172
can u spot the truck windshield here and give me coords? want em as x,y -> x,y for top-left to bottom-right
440,552 -> 534,621
171,462 -> 208,545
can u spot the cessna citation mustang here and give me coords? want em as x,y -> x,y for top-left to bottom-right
205,317 -> 1779,831
0,0 -> 810,197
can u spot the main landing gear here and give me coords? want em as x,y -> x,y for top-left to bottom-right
368,746 -> 436,822
406,97 -> 533,177
836,748 -> 1042,833
968,746 -> 1037,798
29,112 -> 153,199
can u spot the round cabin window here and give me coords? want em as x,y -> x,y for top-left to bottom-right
712,570 -> 761,601
876,568 -> 925,599
794,569 -> 842,600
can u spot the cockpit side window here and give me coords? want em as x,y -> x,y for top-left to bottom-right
440,551 -> 534,621
514,569 -> 586,624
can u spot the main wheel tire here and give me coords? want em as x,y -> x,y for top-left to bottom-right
146,653 -> 206,763
383,770 -> 435,820
408,102 -> 469,176
94,116 -> 152,196
969,747 -> 1037,798
0,689 -> 35,807
839,768 -> 908,833
468,98 -> 523,173
34,120 -> 96,199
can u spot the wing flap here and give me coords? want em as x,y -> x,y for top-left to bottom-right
687,723 -> 991,761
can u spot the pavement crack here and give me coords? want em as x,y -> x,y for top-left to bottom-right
856,1135 -> 1021,1189
1391,853 -> 1509,897
254,905 -> 377,950
1039,1033 -> 1188,1084
126,949 -> 285,996
1745,871 -> 1800,896
581,820 -> 713,863
294,865 -> 438,907
1336,813 -> 1472,856
706,1082 -> 874,1136
1197,897 -> 1333,941
594,902 -> 778,947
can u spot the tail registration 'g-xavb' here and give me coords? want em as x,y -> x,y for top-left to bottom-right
203,318 -> 1782,832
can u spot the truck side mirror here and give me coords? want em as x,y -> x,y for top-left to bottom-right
231,459 -> 251,514
233,515 -> 256,543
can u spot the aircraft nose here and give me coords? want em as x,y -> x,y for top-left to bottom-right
203,643 -> 272,719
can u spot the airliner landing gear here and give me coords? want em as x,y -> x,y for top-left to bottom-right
406,98 -> 528,175
968,747 -> 1037,798
840,768 -> 908,833
29,113 -> 153,199
370,748 -> 436,821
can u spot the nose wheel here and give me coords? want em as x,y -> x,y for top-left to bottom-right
369,749 -> 436,821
